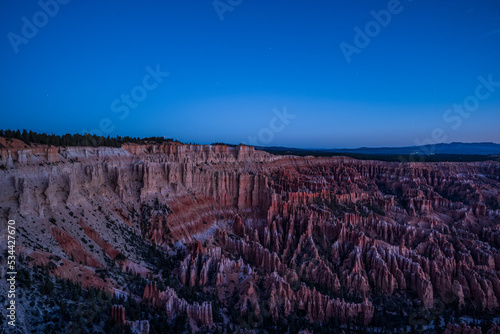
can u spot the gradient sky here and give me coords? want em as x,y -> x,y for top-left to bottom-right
1,0 -> 499,148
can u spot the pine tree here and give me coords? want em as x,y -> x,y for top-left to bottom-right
21,129 -> 30,145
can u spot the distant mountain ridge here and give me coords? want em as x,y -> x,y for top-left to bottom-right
257,142 -> 500,156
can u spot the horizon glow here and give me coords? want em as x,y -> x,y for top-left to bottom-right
1,0 -> 499,149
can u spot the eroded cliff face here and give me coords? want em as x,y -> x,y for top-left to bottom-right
1,138 -> 499,331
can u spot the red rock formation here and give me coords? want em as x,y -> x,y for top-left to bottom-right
2,139 -> 500,330
111,305 -> 126,325
233,214 -> 245,236
78,219 -> 120,259
143,283 -> 213,327
266,272 -> 374,325
51,227 -> 102,268
112,305 -> 150,334
30,250 -> 110,291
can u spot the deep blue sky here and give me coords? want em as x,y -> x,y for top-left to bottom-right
1,0 -> 499,148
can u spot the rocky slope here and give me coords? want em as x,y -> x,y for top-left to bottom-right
0,138 -> 499,333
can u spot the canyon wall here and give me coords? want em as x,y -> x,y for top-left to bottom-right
1,138 -> 499,331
